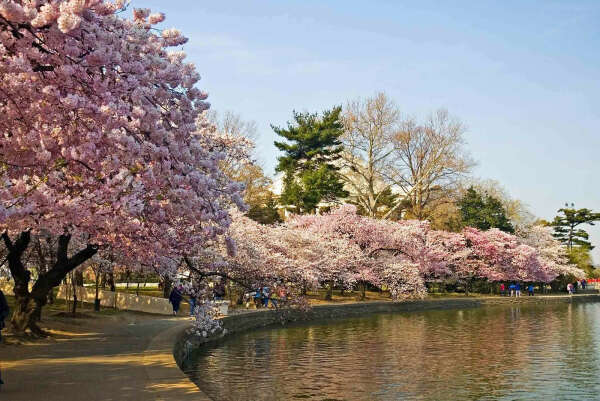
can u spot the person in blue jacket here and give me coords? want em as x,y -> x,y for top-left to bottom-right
528,284 -> 534,296
168,286 -> 183,315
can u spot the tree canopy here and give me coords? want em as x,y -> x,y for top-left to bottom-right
551,207 -> 600,250
0,1 -> 244,333
274,107 -> 348,213
458,187 -> 514,233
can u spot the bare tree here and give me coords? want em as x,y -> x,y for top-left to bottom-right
340,93 -> 400,217
383,109 -> 474,220
340,95 -> 473,221
206,110 -> 277,219
207,109 -> 258,141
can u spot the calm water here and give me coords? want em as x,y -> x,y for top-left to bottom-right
184,301 -> 600,400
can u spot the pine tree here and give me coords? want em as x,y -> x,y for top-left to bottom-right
458,187 -> 514,233
273,107 -> 348,213
551,206 -> 600,250
246,194 -> 283,225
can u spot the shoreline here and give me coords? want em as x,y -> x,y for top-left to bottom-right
174,292 -> 600,394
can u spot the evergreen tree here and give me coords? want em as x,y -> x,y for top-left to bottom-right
246,194 -> 283,225
551,206 -> 600,250
568,246 -> 597,278
274,107 -> 348,213
458,186 -> 514,233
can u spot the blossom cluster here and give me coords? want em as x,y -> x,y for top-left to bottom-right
0,1 -> 244,268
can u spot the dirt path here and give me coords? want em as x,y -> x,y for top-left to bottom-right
0,311 -> 208,400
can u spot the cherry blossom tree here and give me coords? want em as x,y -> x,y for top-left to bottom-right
461,227 -> 578,284
290,205 -> 428,299
517,225 -> 585,279
186,211 -> 366,301
0,1 -> 243,333
291,205 -> 578,298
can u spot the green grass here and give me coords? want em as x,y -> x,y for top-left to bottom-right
116,287 -> 164,298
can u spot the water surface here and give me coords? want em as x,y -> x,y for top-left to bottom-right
185,301 -> 600,400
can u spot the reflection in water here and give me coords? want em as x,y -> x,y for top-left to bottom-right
184,302 -> 600,400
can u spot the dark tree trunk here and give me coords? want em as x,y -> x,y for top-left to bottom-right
47,287 -> 54,305
465,278 -> 471,297
361,281 -> 366,300
108,271 -> 116,292
71,272 -> 78,315
74,270 -> 84,286
162,276 -> 172,298
325,280 -> 334,301
94,269 -> 101,312
2,231 -> 97,334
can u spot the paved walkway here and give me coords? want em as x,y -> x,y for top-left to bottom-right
0,313 -> 210,401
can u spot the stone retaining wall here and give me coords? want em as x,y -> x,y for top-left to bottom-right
174,293 -> 600,375
57,285 -> 174,315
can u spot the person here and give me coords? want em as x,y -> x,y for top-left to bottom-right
567,283 -> 573,295
572,281 -> 578,294
509,283 -> 516,297
0,289 -> 9,388
253,288 -> 263,308
213,280 -> 226,301
189,294 -> 196,317
262,286 -> 270,308
527,284 -> 534,296
168,286 -> 183,316
0,289 -> 8,341
582,279 -> 587,290
515,282 -> 521,297
499,283 -> 506,297
277,286 -> 287,303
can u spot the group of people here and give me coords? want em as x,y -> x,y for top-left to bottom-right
168,279 -> 228,317
247,285 -> 287,309
168,286 -> 196,317
499,283 -> 535,297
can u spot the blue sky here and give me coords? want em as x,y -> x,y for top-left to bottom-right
138,0 -> 599,262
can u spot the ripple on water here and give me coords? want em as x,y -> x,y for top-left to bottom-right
185,302 -> 600,401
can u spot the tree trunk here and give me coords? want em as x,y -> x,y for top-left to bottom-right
71,272 -> 78,315
108,272 -> 116,292
11,296 -> 39,333
74,269 -> 84,286
3,231 -> 97,334
325,280 -> 334,301
47,287 -> 54,305
162,276 -> 172,298
361,282 -> 366,300
94,270 -> 101,312
33,298 -> 43,322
